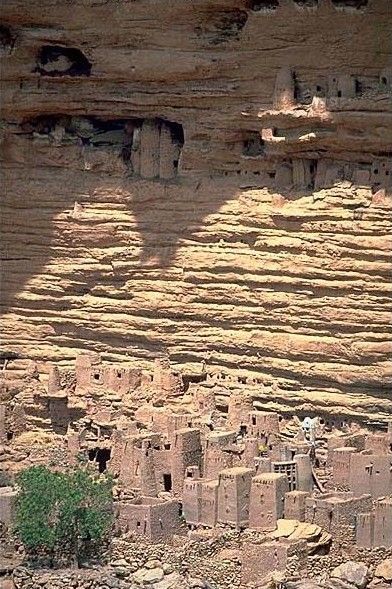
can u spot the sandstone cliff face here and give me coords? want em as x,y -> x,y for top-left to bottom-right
1,0 -> 392,420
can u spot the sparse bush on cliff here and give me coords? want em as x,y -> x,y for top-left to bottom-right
14,465 -> 114,567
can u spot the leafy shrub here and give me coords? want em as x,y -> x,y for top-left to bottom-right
15,465 -> 113,566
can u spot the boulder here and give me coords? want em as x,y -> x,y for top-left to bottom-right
289,522 -> 322,541
162,563 -> 173,575
271,519 -> 298,538
331,562 -> 370,589
152,573 -> 183,589
375,559 -> 392,582
144,567 -> 165,584
145,560 -> 162,570
111,559 -> 129,568
188,578 -> 206,588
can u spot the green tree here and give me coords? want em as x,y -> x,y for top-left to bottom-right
15,465 -> 114,567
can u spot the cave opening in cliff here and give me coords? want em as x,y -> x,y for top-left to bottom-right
293,0 -> 318,7
243,133 -> 264,157
331,0 -> 368,8
0,25 -> 16,52
34,45 -> 92,77
214,10 -> 249,43
248,0 -> 279,11
88,448 -> 111,473
166,120 -> 185,149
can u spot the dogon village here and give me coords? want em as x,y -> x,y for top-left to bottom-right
0,1 -> 391,588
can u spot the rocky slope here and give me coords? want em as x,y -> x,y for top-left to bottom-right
1,0 -> 392,419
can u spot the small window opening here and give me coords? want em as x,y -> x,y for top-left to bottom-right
164,443 -> 171,450
94,373 -> 100,380
252,416 -> 257,425
88,447 -> 111,473
163,473 -> 172,492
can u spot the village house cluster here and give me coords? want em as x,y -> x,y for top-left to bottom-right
1,354 -> 392,579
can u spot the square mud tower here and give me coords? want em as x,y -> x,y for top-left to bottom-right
374,498 -> 392,548
227,393 -> 253,429
182,468 -> 202,526
306,492 -> 372,545
356,499 -> 392,548
152,358 -> 183,398
284,490 -> 310,522
293,453 -> 313,493
249,411 -> 280,437
349,452 -> 392,498
332,447 -> 358,487
217,467 -> 253,528
273,460 -> 297,490
0,487 -> 17,526
0,404 -> 7,442
249,473 -> 288,531
356,512 -> 375,549
171,428 -> 202,495
204,431 -> 237,479
200,479 -> 219,527
116,496 -> 181,542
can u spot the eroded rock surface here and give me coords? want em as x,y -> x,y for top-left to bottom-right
1,0 -> 392,420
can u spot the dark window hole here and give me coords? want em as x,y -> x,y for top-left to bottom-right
88,448 -> 111,473
163,473 -> 172,492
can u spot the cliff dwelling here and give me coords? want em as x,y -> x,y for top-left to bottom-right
0,0 -> 391,588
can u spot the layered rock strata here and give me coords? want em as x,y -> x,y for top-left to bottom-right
1,0 -> 392,418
